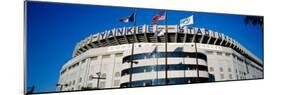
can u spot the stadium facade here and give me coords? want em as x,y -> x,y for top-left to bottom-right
57,25 -> 263,91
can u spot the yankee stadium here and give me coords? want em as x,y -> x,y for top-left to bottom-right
57,25 -> 263,91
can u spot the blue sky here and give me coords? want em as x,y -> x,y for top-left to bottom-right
26,1 -> 263,93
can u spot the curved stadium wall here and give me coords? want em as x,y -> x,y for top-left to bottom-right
57,25 -> 263,91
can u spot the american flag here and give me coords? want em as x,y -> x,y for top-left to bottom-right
152,11 -> 166,24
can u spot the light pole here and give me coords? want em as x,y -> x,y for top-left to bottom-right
89,72 -> 106,89
129,60 -> 138,87
128,9 -> 137,88
190,12 -> 200,83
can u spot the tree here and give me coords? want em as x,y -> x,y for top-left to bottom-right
244,16 -> 264,32
26,85 -> 35,94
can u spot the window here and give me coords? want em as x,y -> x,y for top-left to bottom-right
217,52 -> 223,56
225,53 -> 231,56
232,54 -> 237,58
79,77 -> 82,83
228,68 -> 232,72
219,67 -> 224,72
220,74 -> 224,79
115,72 -> 120,77
121,64 -> 208,76
81,59 -> 86,63
229,74 -> 233,79
74,62 -> 79,67
209,67 -> 214,72
89,75 -> 93,80
115,53 -> 123,57
237,57 -> 243,62
206,50 -> 213,54
100,81 -> 106,88
61,69 -> 67,75
87,83 -> 92,88
102,54 -> 110,58
114,80 -> 120,86
77,85 -> 80,90
90,56 -> 98,60
72,80 -> 75,85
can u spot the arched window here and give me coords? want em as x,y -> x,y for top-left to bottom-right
228,68 -> 232,72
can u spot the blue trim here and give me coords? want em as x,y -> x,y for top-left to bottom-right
122,52 -> 207,63
121,64 -> 208,76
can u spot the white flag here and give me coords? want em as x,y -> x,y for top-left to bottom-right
180,15 -> 194,27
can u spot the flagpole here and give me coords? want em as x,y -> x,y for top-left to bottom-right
164,11 -> 168,85
156,45 -> 159,85
192,12 -> 200,83
129,8 -> 137,88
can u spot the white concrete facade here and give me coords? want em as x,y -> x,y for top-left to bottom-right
57,25 -> 263,91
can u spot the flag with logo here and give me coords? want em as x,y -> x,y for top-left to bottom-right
152,11 -> 166,24
119,13 -> 135,23
180,15 -> 194,27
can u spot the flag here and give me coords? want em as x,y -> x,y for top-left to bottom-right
152,11 -> 166,24
119,13 -> 135,23
180,15 -> 194,27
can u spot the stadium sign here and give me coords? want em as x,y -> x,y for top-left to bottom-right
90,25 -> 236,47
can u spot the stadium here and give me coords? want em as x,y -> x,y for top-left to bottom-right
57,25 -> 263,91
